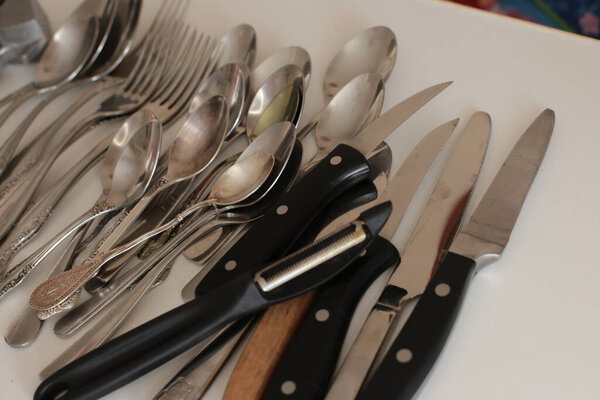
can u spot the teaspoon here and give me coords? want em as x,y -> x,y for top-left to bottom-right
217,24 -> 256,69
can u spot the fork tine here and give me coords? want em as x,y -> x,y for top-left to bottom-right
165,35 -> 216,108
160,31 -> 205,106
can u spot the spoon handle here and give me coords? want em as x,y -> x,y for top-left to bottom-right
0,198 -> 116,299
0,83 -> 37,126
4,227 -> 88,348
0,137 -> 108,275
0,79 -> 84,177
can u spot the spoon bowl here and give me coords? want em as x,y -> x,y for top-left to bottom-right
316,72 -> 384,150
218,24 -> 257,68
190,64 -> 248,140
246,64 -> 304,141
212,153 -> 275,205
101,109 -> 161,201
323,26 -> 397,101
251,46 -> 311,96
167,95 -> 229,182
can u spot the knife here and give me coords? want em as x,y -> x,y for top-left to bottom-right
325,111 -> 492,400
358,109 -> 555,400
227,119 -> 457,400
34,203 -> 393,400
194,82 -> 451,297
159,168 -> 387,400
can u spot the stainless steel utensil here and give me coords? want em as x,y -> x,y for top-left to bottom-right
217,24 -> 256,68
0,109 -> 161,298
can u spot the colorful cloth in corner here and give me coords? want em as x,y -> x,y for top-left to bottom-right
450,0 -> 600,39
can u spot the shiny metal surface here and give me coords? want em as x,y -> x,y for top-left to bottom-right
217,24 -> 256,68
250,46 -> 311,96
323,26 -> 397,101
315,72 -> 384,151
450,109 -> 554,266
0,110 -> 161,294
351,81 -> 452,155
190,63 -> 248,140
325,113 -> 490,400
0,0 -> 50,65
246,64 -> 304,141
388,112 -> 490,295
378,119 -> 458,240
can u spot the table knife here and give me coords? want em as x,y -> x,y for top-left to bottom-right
193,82 -> 451,297
325,111 -> 492,400
358,108 -> 554,400
228,119 -> 457,400
34,203 -> 393,400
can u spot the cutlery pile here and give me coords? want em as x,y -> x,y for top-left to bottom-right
0,1 -> 555,400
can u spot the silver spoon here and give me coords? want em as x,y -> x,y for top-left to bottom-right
0,109 -> 161,293
250,46 -> 311,98
217,24 -> 256,68
323,26 -> 397,101
0,0 -> 112,112
0,0 -> 139,177
296,26 -> 397,140
30,122 -> 295,314
84,96 -> 229,284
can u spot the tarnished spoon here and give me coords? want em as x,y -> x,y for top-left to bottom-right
0,109 -> 161,291
30,122 -> 295,315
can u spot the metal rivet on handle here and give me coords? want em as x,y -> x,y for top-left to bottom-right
330,156 -> 342,165
276,205 -> 288,215
315,309 -> 330,322
281,380 -> 296,395
225,260 -> 237,271
435,283 -> 451,297
396,348 -> 413,363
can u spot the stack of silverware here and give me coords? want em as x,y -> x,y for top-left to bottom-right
0,1 -> 555,399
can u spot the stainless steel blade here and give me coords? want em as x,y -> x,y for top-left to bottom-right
351,82 -> 452,156
450,108 -> 554,263
378,118 -> 458,241
388,111 -> 491,297
324,112 -> 490,400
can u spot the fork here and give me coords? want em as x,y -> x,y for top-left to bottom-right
0,2 -> 187,275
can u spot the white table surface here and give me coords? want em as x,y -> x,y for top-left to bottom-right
1,0 -> 600,399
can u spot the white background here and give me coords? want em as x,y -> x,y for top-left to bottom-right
1,0 -> 599,399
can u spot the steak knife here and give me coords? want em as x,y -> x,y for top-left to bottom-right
194,82 -> 451,297
34,203 -> 393,400
358,109 -> 555,400
229,119 -> 458,400
325,111 -> 492,400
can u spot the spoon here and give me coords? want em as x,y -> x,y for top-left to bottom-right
190,62 -> 248,141
296,26 -> 397,140
217,24 -> 256,68
0,0 -> 139,178
89,96 -> 229,283
0,0 -> 111,112
30,122 -> 296,314
323,26 -> 396,101
0,109 -> 161,292
250,46 -> 311,98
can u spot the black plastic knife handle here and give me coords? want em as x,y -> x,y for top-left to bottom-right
262,236 -> 400,400
35,203 -> 390,400
195,143 -> 371,297
357,252 -> 476,400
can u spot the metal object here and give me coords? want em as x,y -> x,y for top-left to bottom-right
251,46 -> 311,96
0,0 -> 50,67
0,110 -> 161,295
29,121 -> 295,314
323,26 -> 397,101
358,109 -> 554,400
217,24 -> 256,68
324,112 -> 491,400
